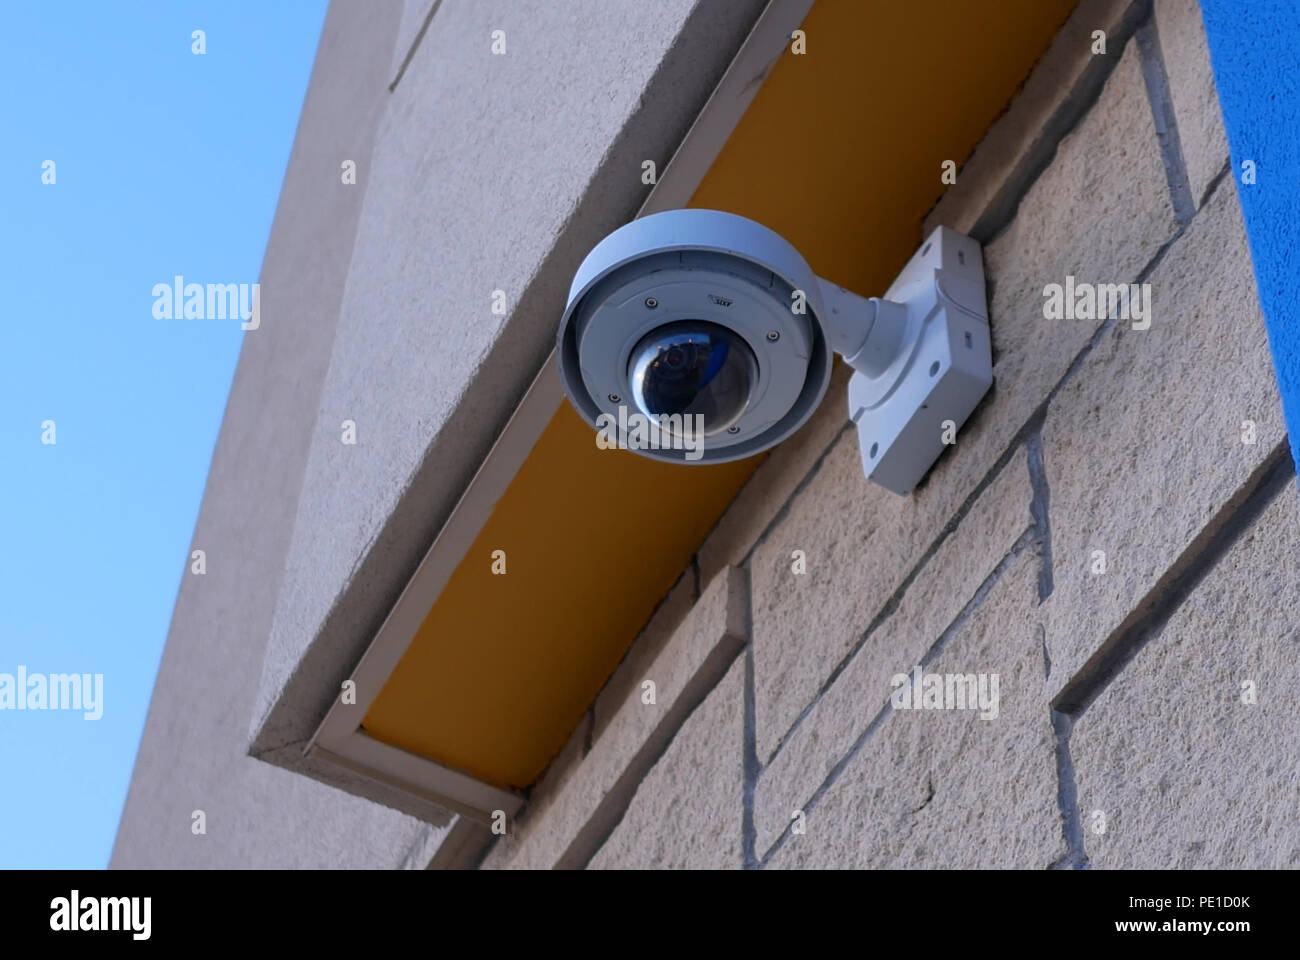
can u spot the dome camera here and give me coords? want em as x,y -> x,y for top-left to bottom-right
556,209 -> 993,495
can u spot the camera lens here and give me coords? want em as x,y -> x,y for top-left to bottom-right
628,321 -> 758,437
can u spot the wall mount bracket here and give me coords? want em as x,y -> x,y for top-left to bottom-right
818,226 -> 993,495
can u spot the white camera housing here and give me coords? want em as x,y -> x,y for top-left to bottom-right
556,209 -> 993,495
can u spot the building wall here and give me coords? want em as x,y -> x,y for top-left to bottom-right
482,0 -> 1299,870
110,0 -> 444,869
112,0 -> 767,867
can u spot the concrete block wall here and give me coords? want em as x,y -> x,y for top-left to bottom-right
480,0 -> 1297,869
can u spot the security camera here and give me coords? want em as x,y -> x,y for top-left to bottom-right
556,209 -> 992,495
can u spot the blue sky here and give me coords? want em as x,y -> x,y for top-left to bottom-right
0,0 -> 327,868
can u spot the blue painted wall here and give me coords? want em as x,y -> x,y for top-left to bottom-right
1200,0 -> 1300,472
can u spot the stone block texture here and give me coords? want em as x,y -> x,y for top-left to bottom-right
1072,484 -> 1300,868
753,449 -> 1032,856
1041,176 -> 1283,702
470,1 -> 1288,870
766,553 -> 1064,869
589,658 -> 746,870
1154,0 -> 1230,208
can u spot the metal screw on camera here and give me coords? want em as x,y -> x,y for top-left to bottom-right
726,425 -> 740,434
644,298 -> 658,309
766,330 -> 780,342
608,394 -> 620,404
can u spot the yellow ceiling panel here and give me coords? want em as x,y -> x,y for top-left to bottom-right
363,402 -> 758,787
694,0 -> 1077,294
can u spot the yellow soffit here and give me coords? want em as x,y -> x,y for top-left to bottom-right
358,0 -> 1077,790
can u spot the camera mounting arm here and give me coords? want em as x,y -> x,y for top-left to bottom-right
816,282 -> 910,380
813,226 -> 994,495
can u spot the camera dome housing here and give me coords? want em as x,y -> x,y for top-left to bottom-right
556,209 -> 833,464
627,320 -> 759,437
